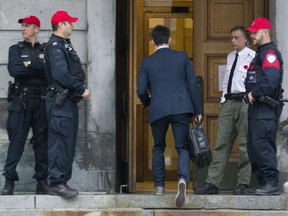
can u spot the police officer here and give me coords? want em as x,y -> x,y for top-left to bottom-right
44,10 -> 90,198
245,17 -> 283,195
1,15 -> 49,195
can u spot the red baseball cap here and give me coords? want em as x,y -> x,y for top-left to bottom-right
246,17 -> 272,32
18,15 -> 40,28
51,10 -> 78,25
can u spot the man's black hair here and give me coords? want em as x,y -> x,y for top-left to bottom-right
151,25 -> 170,46
230,25 -> 250,46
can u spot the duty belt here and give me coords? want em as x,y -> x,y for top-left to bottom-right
225,92 -> 246,101
18,87 -> 46,109
49,84 -> 83,104
13,85 -> 47,97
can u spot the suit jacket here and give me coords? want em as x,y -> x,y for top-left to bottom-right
137,47 -> 202,124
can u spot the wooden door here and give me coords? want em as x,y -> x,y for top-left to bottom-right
128,0 -> 268,192
134,1 -> 194,192
192,0 -> 268,188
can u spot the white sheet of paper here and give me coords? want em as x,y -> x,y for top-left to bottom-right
218,65 -> 227,91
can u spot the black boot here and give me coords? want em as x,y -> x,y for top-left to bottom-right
49,183 -> 79,198
255,182 -> 281,196
1,179 -> 14,195
36,179 -> 49,194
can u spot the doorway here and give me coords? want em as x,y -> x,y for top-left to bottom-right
135,0 -> 194,192
121,0 -> 268,192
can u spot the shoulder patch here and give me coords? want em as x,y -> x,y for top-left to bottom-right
52,42 -> 58,46
52,49 -> 64,60
266,54 -> 276,63
262,50 -> 280,70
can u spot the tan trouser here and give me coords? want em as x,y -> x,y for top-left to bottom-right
206,99 -> 251,187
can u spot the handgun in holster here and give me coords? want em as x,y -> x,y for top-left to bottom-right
7,81 -> 15,102
55,89 -> 69,106
20,87 -> 30,109
53,83 -> 69,106
258,96 -> 279,109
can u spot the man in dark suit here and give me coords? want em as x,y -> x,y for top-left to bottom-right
137,25 -> 203,208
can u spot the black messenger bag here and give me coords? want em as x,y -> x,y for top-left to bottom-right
188,123 -> 212,168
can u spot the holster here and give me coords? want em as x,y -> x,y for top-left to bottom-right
7,81 -> 14,102
55,88 -> 69,106
258,96 -> 279,109
7,82 -> 21,102
68,91 -> 83,103
52,83 -> 82,105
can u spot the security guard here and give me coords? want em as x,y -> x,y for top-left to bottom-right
195,26 -> 254,195
245,17 -> 283,195
44,10 -> 90,198
1,15 -> 49,195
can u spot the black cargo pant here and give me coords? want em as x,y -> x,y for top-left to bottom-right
247,102 -> 279,184
45,90 -> 78,185
4,90 -> 48,181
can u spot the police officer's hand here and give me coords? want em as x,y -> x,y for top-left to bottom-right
81,89 -> 90,100
247,91 -> 255,104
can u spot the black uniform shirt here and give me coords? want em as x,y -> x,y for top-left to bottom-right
44,34 -> 85,95
8,41 -> 47,85
246,42 -> 283,99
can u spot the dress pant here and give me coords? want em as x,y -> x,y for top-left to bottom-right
206,99 -> 251,187
150,113 -> 191,187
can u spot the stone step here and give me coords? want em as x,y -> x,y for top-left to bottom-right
0,193 -> 287,215
0,210 -> 287,216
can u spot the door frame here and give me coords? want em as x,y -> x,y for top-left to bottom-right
126,0 -> 269,192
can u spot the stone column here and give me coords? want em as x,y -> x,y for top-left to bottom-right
275,0 -> 288,120
86,0 -> 116,192
275,0 -> 288,189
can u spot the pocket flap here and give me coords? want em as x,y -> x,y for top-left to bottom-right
52,110 -> 73,118
8,103 -> 22,112
257,112 -> 275,120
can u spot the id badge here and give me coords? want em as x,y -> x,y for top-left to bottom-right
247,71 -> 256,84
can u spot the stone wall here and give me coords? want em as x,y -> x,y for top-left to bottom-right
275,0 -> 288,186
0,0 -> 116,193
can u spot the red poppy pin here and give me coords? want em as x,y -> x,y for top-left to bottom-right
243,65 -> 248,70
250,65 -> 255,70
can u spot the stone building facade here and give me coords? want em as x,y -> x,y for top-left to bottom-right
0,0 -> 116,192
0,0 -> 287,193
